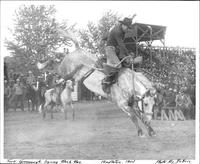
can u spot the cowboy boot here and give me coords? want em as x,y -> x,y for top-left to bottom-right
102,72 -> 117,94
102,75 -> 111,94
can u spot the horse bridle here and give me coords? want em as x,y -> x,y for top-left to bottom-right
136,90 -> 155,117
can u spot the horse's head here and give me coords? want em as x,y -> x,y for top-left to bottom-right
137,89 -> 156,121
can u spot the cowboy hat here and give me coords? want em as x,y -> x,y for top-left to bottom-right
119,17 -> 132,28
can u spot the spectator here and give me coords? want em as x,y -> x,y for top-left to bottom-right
175,90 -> 186,120
12,79 -> 24,111
8,69 -> 14,82
4,62 -> 8,81
8,80 -> 16,106
4,79 -> 11,112
181,91 -> 193,120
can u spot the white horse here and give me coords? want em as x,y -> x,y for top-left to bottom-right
38,30 -> 156,137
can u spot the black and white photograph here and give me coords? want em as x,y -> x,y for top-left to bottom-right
0,1 -> 199,164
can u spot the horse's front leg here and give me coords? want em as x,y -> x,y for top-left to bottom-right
124,104 -> 156,137
120,104 -> 144,137
147,123 -> 156,136
140,114 -> 156,137
132,103 -> 156,137
130,112 -> 144,137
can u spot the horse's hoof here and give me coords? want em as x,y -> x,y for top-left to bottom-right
149,130 -> 156,137
139,134 -> 146,138
138,129 -> 144,137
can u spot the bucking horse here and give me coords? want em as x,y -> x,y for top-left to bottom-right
37,30 -> 157,137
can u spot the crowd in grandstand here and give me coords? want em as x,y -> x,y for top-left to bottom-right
140,46 -> 195,94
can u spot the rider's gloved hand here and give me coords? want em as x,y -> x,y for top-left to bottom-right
125,57 -> 131,64
133,56 -> 143,64
122,57 -> 131,67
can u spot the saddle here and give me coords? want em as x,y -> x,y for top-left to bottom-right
101,63 -> 121,93
98,55 -> 137,94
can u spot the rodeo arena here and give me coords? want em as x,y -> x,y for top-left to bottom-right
2,11 -> 197,163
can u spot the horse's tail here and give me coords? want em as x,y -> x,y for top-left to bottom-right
57,29 -> 80,50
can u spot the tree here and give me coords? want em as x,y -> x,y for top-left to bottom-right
79,10 -> 121,54
5,5 -> 74,73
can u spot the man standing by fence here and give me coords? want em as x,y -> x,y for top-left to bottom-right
175,90 -> 186,121
4,79 -> 10,112
13,79 -> 24,111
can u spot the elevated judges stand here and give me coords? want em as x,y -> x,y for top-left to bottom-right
124,23 -> 166,55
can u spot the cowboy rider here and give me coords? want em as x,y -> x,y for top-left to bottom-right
102,15 -> 139,93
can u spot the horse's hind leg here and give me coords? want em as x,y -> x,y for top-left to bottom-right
64,105 -> 67,120
62,103 -> 67,120
70,103 -> 75,120
50,104 -> 54,119
64,108 -> 67,120
42,102 -> 48,119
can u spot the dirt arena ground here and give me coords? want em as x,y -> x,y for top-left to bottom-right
4,101 -> 195,160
